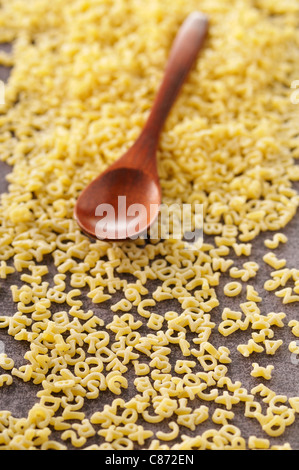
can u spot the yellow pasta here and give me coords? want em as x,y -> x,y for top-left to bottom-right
288,341 -> 299,355
0,0 -> 298,451
212,408 -> 234,426
0,354 -> 14,371
156,422 -> 179,441
0,374 -> 13,387
263,253 -> 287,270
237,340 -> 264,358
275,287 -> 299,304
251,363 -> 274,380
288,320 -> 299,337
264,233 -> 288,250
0,261 -> 15,279
246,285 -> 262,303
147,313 -> 164,331
232,243 -> 252,257
248,436 -> 270,450
223,282 -> 243,297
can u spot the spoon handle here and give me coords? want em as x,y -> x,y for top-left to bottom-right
143,12 -> 209,140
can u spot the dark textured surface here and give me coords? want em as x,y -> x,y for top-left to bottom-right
0,43 -> 13,83
0,43 -> 299,449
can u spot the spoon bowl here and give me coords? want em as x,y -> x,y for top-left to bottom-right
74,166 -> 161,240
74,12 -> 209,241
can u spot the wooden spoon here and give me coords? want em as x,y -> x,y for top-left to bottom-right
74,12 -> 209,241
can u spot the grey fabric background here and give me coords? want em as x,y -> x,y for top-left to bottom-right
0,43 -> 299,450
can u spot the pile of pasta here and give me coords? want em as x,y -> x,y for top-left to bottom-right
0,0 -> 299,450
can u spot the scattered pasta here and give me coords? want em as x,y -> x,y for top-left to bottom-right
0,0 -> 298,451
251,363 -> 274,380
